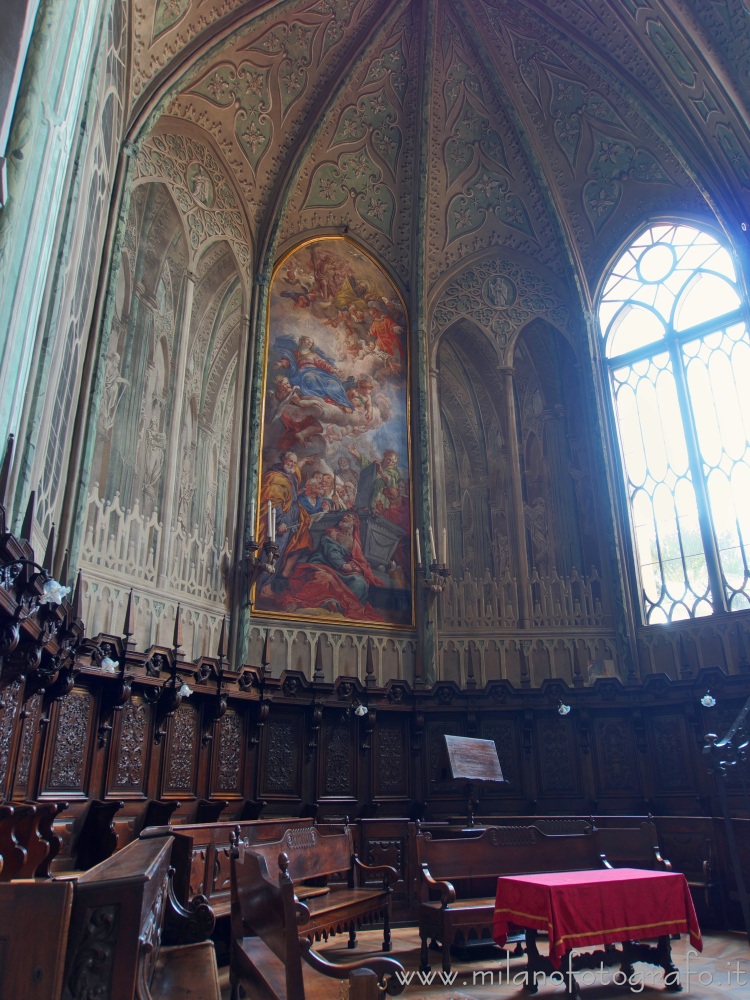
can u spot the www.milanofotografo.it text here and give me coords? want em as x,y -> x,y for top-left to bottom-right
394,949 -> 749,992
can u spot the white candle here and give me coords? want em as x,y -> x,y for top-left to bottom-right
429,524 -> 436,561
272,507 -> 277,542
415,528 -> 422,567
267,500 -> 272,537
250,499 -> 256,538
443,527 -> 447,564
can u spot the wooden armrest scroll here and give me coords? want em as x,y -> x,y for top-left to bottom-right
163,868 -> 216,945
300,938 -> 405,995
420,862 -> 456,906
353,854 -> 399,885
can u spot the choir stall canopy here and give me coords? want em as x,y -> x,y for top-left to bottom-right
443,735 -> 506,829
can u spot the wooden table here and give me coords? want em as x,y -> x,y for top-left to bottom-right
493,868 -> 702,997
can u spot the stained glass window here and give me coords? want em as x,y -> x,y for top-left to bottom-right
599,223 -> 749,623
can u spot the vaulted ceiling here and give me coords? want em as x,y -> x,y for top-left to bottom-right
125,0 -> 750,310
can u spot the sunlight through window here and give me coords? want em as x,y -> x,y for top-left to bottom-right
599,224 -> 748,623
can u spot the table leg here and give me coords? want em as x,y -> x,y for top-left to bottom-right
524,930 -> 580,997
620,936 -> 682,993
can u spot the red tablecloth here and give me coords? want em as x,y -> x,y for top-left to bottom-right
493,868 -> 702,969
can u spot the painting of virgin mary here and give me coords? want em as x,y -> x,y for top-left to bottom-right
254,237 -> 413,628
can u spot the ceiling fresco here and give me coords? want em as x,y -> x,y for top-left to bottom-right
125,0 -> 750,300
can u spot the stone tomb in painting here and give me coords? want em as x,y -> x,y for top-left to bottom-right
308,510 -> 408,615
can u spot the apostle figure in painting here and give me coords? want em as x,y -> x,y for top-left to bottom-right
307,512 -> 380,604
348,445 -> 403,516
277,512 -> 383,619
273,334 -> 354,412
257,450 -> 312,599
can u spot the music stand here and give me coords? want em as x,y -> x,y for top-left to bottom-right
444,735 -> 505,828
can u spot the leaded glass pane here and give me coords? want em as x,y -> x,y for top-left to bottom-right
601,224 -> 739,360
685,324 -> 750,607
600,222 -> 748,622
611,353 -> 710,622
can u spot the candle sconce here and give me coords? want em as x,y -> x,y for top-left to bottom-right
94,592 -> 136,747
201,618 -> 229,748
414,526 -> 450,599
420,560 -> 451,595
153,605 -> 192,745
245,537 -> 279,604
245,500 -> 280,606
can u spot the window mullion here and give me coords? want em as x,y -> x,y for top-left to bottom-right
668,339 -> 728,614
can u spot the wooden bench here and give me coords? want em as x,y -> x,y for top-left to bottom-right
63,833 -> 220,1000
416,824 -> 608,973
142,816 -> 342,925
230,835 -> 405,999
236,823 -> 398,952
0,800 -> 69,879
595,819 -> 672,872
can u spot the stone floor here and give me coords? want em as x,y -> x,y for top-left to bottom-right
220,926 -> 750,999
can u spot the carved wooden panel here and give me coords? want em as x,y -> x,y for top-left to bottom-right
480,718 -> 522,793
0,680 -> 22,798
592,715 -> 640,794
320,714 -> 355,799
259,714 -> 303,798
109,695 -> 151,795
164,704 -> 199,794
212,709 -> 243,795
15,692 -> 41,795
647,713 -> 693,793
536,715 -> 580,795
372,715 -> 409,799
212,843 -> 233,899
189,848 -> 208,898
65,903 -> 120,998
46,689 -> 94,793
425,717 -> 465,795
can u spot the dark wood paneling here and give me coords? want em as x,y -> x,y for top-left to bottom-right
107,695 -> 152,798
259,712 -> 304,801
42,689 -> 95,797
210,709 -> 244,798
372,714 -> 409,801
592,714 -> 641,796
161,704 -> 199,797
535,714 -> 581,797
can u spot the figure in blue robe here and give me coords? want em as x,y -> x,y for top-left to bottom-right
273,334 -> 354,412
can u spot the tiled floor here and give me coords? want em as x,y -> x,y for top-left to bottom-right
221,927 -> 750,999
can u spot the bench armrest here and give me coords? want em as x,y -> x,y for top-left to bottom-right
163,870 -> 216,945
419,862 -> 456,906
352,854 -> 399,887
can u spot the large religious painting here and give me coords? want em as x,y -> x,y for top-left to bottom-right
253,237 -> 412,628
